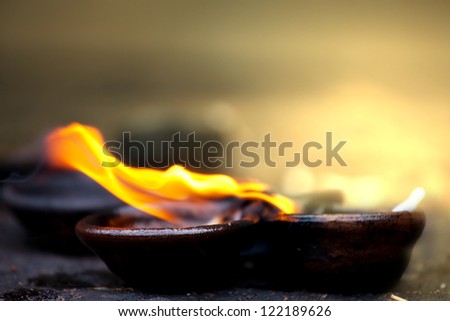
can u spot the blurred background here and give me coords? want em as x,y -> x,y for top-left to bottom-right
1,0 -> 449,210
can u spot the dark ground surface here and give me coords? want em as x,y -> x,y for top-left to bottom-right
0,204 -> 449,301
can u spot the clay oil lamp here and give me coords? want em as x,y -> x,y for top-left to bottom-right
33,123 -> 425,291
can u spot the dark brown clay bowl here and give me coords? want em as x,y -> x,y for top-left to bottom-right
76,210 -> 255,291
253,210 -> 426,292
2,169 -> 123,253
76,209 -> 425,293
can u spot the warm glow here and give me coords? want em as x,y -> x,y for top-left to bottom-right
45,123 -> 298,223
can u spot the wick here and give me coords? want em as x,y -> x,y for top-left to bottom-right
392,187 -> 426,212
390,294 -> 408,301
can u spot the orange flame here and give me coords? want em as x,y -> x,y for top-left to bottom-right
45,123 -> 298,222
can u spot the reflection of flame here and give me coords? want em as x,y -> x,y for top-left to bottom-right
45,123 -> 298,223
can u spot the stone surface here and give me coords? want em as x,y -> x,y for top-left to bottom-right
0,205 -> 449,301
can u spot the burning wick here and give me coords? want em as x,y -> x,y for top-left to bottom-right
45,123 -> 298,223
392,187 -> 425,212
